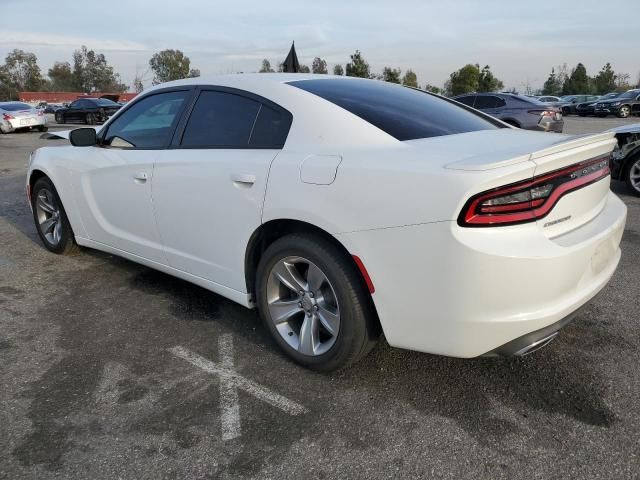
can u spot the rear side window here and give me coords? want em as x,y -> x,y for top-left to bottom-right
455,96 -> 475,107
474,96 -> 505,109
181,90 -> 292,148
289,78 -> 500,141
103,90 -> 190,148
181,91 -> 260,148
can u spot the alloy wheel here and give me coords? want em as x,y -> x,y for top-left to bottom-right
266,256 -> 341,356
629,159 -> 640,193
35,188 -> 62,245
619,106 -> 630,118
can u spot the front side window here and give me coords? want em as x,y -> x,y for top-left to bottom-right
103,90 -> 190,149
69,101 -> 81,109
289,78 -> 500,141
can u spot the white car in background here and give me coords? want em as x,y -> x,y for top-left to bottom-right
26,74 -> 626,370
0,102 -> 48,134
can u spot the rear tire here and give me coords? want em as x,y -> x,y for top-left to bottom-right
255,234 -> 379,371
624,155 -> 640,197
31,177 -> 79,255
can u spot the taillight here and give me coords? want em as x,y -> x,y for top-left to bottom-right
458,155 -> 610,227
528,110 -> 557,117
2,113 -> 14,120
37,110 -> 44,116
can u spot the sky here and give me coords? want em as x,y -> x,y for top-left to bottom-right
1,0 -> 638,92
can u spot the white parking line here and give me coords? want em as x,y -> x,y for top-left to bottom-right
169,334 -> 308,440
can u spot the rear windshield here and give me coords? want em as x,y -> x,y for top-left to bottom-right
93,98 -> 119,106
288,78 -> 501,141
1,102 -> 32,111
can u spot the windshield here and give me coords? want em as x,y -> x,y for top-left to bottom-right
288,78 -> 501,141
1,102 -> 33,111
602,93 -> 620,99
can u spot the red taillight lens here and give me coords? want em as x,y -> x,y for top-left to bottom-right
458,155 -> 610,227
528,110 -> 557,117
37,110 -> 44,116
3,113 -> 14,120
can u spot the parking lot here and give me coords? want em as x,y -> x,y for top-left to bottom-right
1,117 -> 639,479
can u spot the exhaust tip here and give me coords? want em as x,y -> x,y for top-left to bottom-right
514,331 -> 559,356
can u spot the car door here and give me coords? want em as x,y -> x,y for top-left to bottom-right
66,100 -> 82,122
70,88 -> 193,263
152,87 -> 292,292
473,95 -> 504,116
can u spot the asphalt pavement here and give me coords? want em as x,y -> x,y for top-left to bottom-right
1,117 -> 639,479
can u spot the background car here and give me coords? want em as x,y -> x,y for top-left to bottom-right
453,93 -> 563,132
594,89 -> 640,118
609,123 -> 640,196
43,104 -> 64,114
535,95 -> 562,103
0,102 -> 47,134
555,94 -> 600,115
576,92 -> 621,116
54,98 -> 121,125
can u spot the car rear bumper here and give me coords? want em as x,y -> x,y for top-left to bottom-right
1,115 -> 47,132
535,118 -> 564,133
336,191 -> 626,357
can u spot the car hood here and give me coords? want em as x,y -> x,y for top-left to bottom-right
606,123 -> 640,134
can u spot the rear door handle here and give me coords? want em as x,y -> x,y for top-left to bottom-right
133,172 -> 148,183
231,173 -> 256,185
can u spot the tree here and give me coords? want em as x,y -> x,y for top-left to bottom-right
0,49 -> 44,99
298,65 -> 311,73
477,65 -> 503,92
562,62 -> 591,95
259,59 -> 274,73
47,62 -> 75,91
312,57 -> 328,74
424,84 -> 443,95
444,64 -> 480,96
73,46 -> 127,92
402,69 -> 418,88
345,50 -> 370,78
542,67 -> 562,96
594,63 -> 616,94
382,67 -> 401,84
333,64 -> 344,76
149,49 -> 198,84
615,72 -> 631,92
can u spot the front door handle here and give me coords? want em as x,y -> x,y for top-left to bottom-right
133,172 -> 148,183
231,173 -> 256,186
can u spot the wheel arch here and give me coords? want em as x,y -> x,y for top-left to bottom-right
244,218 -> 381,331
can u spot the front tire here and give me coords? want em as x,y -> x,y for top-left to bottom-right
617,105 -> 631,118
37,125 -> 48,132
256,234 -> 379,371
85,113 -> 96,125
55,113 -> 65,124
31,177 -> 79,254
625,155 -> 640,197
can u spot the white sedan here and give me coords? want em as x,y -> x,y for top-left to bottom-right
1,102 -> 48,134
26,74 -> 627,370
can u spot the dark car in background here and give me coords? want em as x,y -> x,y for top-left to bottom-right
608,123 -> 640,196
535,95 -> 562,103
453,93 -> 563,132
575,92 -> 621,116
43,104 -> 64,114
594,89 -> 640,118
54,98 -> 121,125
555,94 -> 600,115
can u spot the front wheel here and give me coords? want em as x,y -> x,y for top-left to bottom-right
256,234 -> 379,371
617,105 -> 631,118
85,113 -> 96,125
31,177 -> 79,254
55,113 -> 65,124
625,155 -> 640,197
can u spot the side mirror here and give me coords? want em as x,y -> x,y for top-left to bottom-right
69,128 -> 97,147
